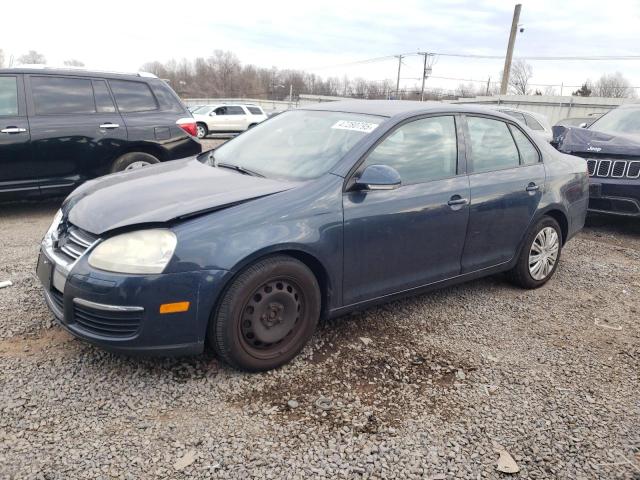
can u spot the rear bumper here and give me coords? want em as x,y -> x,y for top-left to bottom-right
38,248 -> 230,356
588,178 -> 640,217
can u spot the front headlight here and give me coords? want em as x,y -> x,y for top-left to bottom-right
88,229 -> 177,274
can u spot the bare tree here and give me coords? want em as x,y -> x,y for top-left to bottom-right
455,82 -> 477,98
63,59 -> 85,67
593,72 -> 635,98
572,82 -> 592,97
507,59 -> 533,95
18,50 -> 46,65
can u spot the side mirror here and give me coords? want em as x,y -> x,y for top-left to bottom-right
209,111 -> 217,116
579,122 -> 587,128
354,164 -> 401,191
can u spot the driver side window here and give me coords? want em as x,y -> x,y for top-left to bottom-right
363,116 -> 458,185
215,107 -> 227,115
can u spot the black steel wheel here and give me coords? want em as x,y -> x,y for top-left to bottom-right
209,255 -> 320,371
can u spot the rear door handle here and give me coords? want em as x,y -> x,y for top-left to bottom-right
99,123 -> 120,129
526,183 -> 540,192
447,196 -> 469,207
1,127 -> 27,134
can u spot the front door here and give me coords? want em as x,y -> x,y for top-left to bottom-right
343,115 -> 470,305
26,75 -> 127,195
460,115 -> 546,272
0,74 -> 35,198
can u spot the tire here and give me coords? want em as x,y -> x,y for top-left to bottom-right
110,152 -> 159,173
196,123 -> 208,139
209,255 -> 321,371
507,216 -> 563,289
248,123 -> 257,129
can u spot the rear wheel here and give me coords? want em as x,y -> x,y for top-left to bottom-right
196,123 -> 208,139
110,152 -> 159,173
209,255 -> 321,371
508,216 -> 562,289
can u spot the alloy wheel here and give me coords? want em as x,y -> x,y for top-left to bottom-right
528,226 -> 560,280
124,161 -> 151,171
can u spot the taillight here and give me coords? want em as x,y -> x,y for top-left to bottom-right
176,118 -> 198,137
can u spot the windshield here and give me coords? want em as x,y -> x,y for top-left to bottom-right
193,106 -> 213,115
588,107 -> 640,135
204,110 -> 384,180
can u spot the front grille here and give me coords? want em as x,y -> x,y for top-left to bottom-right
585,157 -> 640,179
54,224 -> 98,263
596,160 -> 611,177
72,303 -> 142,338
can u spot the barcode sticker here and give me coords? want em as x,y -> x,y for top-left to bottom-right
331,120 -> 379,133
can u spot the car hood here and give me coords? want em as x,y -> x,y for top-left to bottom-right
63,157 -> 295,235
553,126 -> 640,155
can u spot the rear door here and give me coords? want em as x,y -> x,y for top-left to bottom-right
26,75 -> 126,194
460,115 -> 545,272
0,74 -> 35,198
225,105 -> 248,130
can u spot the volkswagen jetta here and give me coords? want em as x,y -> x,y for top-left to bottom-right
37,101 -> 589,371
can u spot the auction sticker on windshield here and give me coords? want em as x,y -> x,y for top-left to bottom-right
331,120 -> 379,133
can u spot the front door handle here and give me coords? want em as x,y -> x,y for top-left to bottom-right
99,123 -> 120,129
1,127 -> 27,134
526,183 -> 540,192
447,196 -> 469,207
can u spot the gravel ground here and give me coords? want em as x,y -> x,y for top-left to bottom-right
0,190 -> 639,479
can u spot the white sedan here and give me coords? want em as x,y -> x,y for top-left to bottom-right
193,104 -> 268,138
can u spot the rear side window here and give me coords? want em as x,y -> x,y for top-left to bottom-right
109,80 -> 157,112
150,81 -> 182,110
524,114 -> 544,131
226,106 -> 245,115
364,116 -> 458,184
247,106 -> 263,115
92,80 -> 116,113
467,117 -> 520,173
31,76 -> 95,115
510,127 -> 540,165
0,77 -> 18,116
503,111 -> 525,123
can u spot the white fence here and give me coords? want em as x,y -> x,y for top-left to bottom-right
182,98 -> 296,113
183,94 -> 636,124
448,95 -> 636,124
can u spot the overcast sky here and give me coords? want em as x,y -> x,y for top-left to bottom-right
2,0 -> 639,94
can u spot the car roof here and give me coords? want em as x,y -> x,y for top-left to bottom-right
0,66 -> 157,81
300,99 -> 516,119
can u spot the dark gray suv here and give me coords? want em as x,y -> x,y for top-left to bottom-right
0,68 -> 201,199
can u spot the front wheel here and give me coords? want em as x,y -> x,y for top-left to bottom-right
508,216 -> 562,289
209,255 -> 321,371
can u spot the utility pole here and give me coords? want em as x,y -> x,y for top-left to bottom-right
395,55 -> 403,99
486,76 -> 491,96
289,84 -> 293,107
420,53 -> 428,101
500,3 -> 522,95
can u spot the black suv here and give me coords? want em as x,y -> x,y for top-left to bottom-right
0,68 -> 201,199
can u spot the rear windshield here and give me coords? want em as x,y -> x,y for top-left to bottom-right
589,107 -> 640,135
203,110 -> 383,180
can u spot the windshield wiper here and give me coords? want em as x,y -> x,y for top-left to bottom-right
216,162 -> 265,178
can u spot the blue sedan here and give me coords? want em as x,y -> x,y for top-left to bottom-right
37,101 -> 589,371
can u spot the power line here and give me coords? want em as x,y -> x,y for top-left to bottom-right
305,51 -> 640,71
